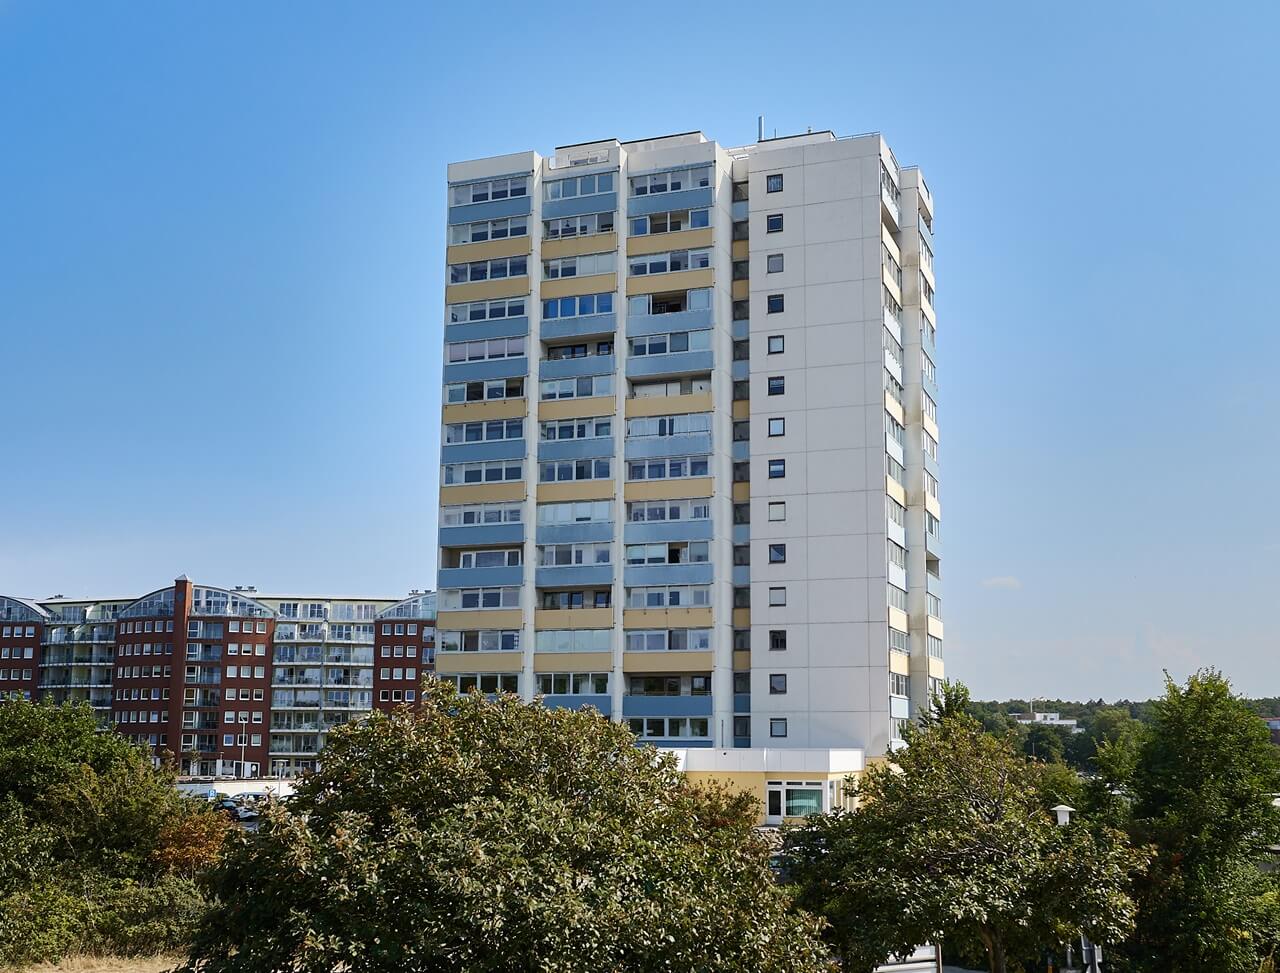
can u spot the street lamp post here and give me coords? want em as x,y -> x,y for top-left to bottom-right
238,712 -> 249,778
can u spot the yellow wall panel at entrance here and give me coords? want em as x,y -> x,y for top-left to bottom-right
731,279 -> 750,301
538,395 -> 617,421
446,277 -> 530,305
435,651 -> 523,674
732,481 -> 750,503
625,392 -> 713,418
443,398 -> 528,424
733,650 -> 750,671
436,609 -> 524,630
622,650 -> 713,673
533,651 -> 613,673
623,477 -> 714,502
681,769 -> 862,826
622,607 -> 712,629
446,235 -> 532,265
440,482 -> 525,505
886,476 -> 906,506
540,272 -> 617,302
626,227 -> 713,257
625,267 -> 714,297
731,239 -> 749,261
927,616 -> 944,639
540,232 -> 618,261
535,607 -> 614,630
537,480 -> 616,503
732,607 -> 751,629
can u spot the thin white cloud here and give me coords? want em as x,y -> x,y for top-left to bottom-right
981,576 -> 1022,590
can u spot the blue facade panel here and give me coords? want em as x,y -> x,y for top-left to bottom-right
534,564 -> 615,588
622,695 -> 714,719
437,565 -> 524,589
448,195 -> 532,225
626,187 -> 713,218
540,313 -> 617,342
731,565 -> 750,586
731,319 -> 750,340
730,359 -> 750,381
542,193 -> 618,221
923,373 -> 939,404
624,433 -> 711,461
622,519 -> 714,545
731,200 -> 749,221
732,524 -> 750,544
542,694 -> 612,714
444,316 -> 530,344
538,354 -> 616,381
625,307 -> 713,337
926,571 -> 942,596
536,438 -> 614,463
441,439 -> 527,465
731,440 -> 750,461
624,349 -> 714,380
442,356 -> 529,385
623,563 -> 713,587
535,521 -> 614,545
734,693 -> 751,714
923,452 -> 940,481
925,531 -> 942,558
438,523 -> 524,548
734,736 -> 752,749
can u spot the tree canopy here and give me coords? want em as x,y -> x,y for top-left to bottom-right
785,685 -> 1146,973
179,681 -> 829,973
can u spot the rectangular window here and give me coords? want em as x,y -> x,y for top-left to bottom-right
627,249 -> 711,277
766,294 -> 785,314
543,212 -> 615,240
767,459 -> 785,479
769,718 -> 788,738
767,501 -> 786,522
768,587 -> 787,606
541,292 -> 614,320
766,253 -> 784,273
450,176 -> 529,206
444,377 -> 525,404
768,417 -> 785,437
766,213 -> 783,232
765,173 -> 783,193
628,329 -> 711,356
539,374 -> 613,401
543,171 -> 615,201
769,674 -> 788,695
628,165 -> 713,197
767,376 -> 784,396
544,252 -> 616,279
442,459 -> 523,486
538,458 -> 612,483
768,543 -> 787,563
448,255 -> 528,284
625,455 -> 710,481
767,335 -> 784,354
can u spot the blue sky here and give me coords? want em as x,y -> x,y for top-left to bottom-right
2,1 -> 1277,700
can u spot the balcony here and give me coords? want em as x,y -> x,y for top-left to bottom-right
622,694 -> 713,719
184,674 -> 221,686
625,350 -> 713,381
534,563 -> 614,588
439,520 -> 525,549
536,436 -> 614,464
625,306 -> 712,337
437,565 -> 524,589
622,562 -> 713,587
541,694 -> 611,714
442,355 -> 529,386
538,353 -> 615,383
540,312 -> 616,343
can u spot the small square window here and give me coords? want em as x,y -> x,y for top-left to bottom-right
767,294 -> 784,314
733,715 -> 751,737
769,718 -> 788,738
768,417 -> 785,437
768,459 -> 786,479
767,501 -> 786,521
769,674 -> 788,695
767,376 -> 785,396
769,587 -> 787,606
766,173 -> 784,193
767,335 -> 784,354
766,253 -> 784,273
766,213 -> 784,233
768,543 -> 786,563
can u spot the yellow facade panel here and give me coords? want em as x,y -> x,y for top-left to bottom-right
886,477 -> 907,506
884,392 -> 905,425
534,608 -> 614,630
622,607 -> 713,629
922,412 -> 939,441
731,279 -> 750,302
889,652 -> 911,675
532,651 -> 614,673
440,482 -> 525,506
733,650 -> 751,671
927,616 -> 944,639
888,606 -> 909,633
435,610 -> 524,631
537,395 -> 617,421
925,493 -> 942,520
446,235 -> 532,265
882,266 -> 902,306
625,267 -> 714,297
537,480 -> 616,503
881,224 -> 901,261
732,607 -> 751,629
731,239 -> 749,261
623,477 -> 715,503
445,277 -> 530,305
625,227 -> 713,257
732,399 -> 750,420
435,651 -> 523,674
928,656 -> 946,679
732,482 -> 750,503
442,398 -> 528,423
622,650 -> 713,674
540,232 -> 618,261
624,392 -> 713,418
540,272 -> 617,302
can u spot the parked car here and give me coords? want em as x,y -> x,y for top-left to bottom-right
213,798 -> 258,821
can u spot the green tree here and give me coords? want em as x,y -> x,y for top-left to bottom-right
785,688 -> 1146,973
178,681 -> 829,973
1111,670 -> 1280,973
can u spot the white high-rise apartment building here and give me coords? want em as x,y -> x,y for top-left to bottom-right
438,128 -> 942,823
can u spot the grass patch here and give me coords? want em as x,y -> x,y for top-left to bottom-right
20,956 -> 182,973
